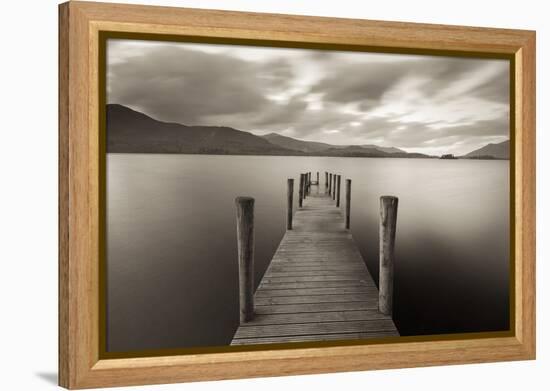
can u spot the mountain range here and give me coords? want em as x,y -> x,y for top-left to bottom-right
106,104 -> 291,155
261,133 -> 404,154
106,104 -> 508,159
462,140 -> 510,159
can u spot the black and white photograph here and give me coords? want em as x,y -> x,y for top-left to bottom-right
105,38 -> 510,353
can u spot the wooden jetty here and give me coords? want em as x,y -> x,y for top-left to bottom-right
231,174 -> 399,346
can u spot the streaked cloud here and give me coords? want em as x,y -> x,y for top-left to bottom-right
107,39 -> 509,155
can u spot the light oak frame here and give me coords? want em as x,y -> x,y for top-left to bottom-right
59,1 -> 536,389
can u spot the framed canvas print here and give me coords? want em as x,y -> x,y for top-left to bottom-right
58,1 -> 536,389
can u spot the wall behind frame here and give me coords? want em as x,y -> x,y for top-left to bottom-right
0,0 -> 546,390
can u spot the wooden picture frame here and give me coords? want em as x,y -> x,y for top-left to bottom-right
59,1 -> 536,389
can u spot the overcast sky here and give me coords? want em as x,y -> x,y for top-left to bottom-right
107,39 -> 509,155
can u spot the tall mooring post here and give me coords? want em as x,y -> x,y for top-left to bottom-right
336,175 -> 342,207
303,173 -> 308,199
325,172 -> 328,190
379,196 -> 398,316
329,173 -> 332,195
287,178 -> 294,230
345,179 -> 351,229
298,174 -> 304,207
332,174 -> 337,200
235,197 -> 255,323
316,172 -> 319,184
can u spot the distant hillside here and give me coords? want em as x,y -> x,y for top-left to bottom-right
107,104 -> 295,155
261,133 -> 332,153
107,104 -> 431,158
322,146 -> 387,158
360,144 -> 405,154
462,140 -> 510,159
262,133 -> 406,155
321,146 -> 430,159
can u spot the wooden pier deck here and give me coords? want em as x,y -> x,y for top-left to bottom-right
231,183 -> 399,345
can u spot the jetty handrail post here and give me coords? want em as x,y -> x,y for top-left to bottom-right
379,196 -> 398,316
235,197 -> 255,323
300,174 -> 307,200
332,174 -> 337,200
345,179 -> 351,229
336,175 -> 342,207
329,173 -> 332,195
287,178 -> 294,230
298,174 -> 304,207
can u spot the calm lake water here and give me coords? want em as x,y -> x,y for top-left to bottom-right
106,154 -> 509,352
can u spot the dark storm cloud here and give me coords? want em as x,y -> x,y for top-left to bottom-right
249,95 -> 309,128
203,98 -> 359,140
108,45 -> 294,125
198,93 -> 312,136
311,56 -> 504,107
471,67 -> 510,103
416,57 -> 490,96
311,62 -> 409,105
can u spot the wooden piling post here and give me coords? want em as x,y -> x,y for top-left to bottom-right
336,175 -> 341,207
287,179 -> 294,229
298,174 -> 304,207
345,179 -> 351,229
316,172 -> 319,184
303,173 -> 307,203
379,196 -> 398,316
325,172 -> 328,190
332,174 -> 337,200
235,197 -> 255,323
329,173 -> 332,195
308,172 -> 311,194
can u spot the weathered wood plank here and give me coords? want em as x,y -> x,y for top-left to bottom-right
258,280 -> 375,289
231,331 -> 399,345
239,310 -> 390,326
260,275 -> 372,283
255,293 -> 378,305
270,259 -> 367,265
264,267 -> 365,277
234,320 -> 397,339
254,286 -> 375,297
265,270 -> 368,277
255,301 -> 378,314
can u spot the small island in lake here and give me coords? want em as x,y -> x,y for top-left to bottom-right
440,154 -> 458,160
